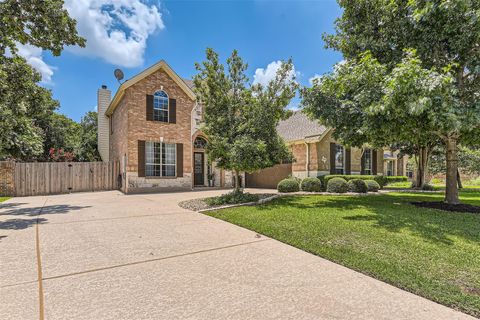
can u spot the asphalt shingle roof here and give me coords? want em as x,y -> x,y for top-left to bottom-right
277,111 -> 328,142
183,78 -> 194,89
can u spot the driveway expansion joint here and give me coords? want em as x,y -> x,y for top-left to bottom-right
41,238 -> 271,282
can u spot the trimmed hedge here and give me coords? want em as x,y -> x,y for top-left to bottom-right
321,175 -> 408,188
327,177 -> 349,193
277,178 -> 300,193
365,180 -> 381,192
347,179 -> 368,193
301,177 -> 322,192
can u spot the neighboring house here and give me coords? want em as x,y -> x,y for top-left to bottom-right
97,60 -> 241,193
245,111 -> 408,188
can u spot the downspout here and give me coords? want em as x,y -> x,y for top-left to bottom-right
304,142 -> 310,178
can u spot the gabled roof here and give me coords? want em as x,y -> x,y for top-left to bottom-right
105,60 -> 196,116
277,110 -> 329,143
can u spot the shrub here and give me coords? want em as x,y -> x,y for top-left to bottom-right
385,176 -> 408,184
301,177 -> 322,192
373,175 -> 388,188
365,180 -> 380,192
327,177 -> 349,193
205,190 -> 259,206
347,179 -> 368,193
277,178 -> 300,193
317,175 -> 327,191
323,174 -> 408,188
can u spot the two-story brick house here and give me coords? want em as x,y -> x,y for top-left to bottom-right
97,60 -> 239,193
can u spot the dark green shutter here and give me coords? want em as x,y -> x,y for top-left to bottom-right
330,143 -> 336,174
345,148 -> 351,175
372,150 -> 378,175
146,95 -> 154,121
176,143 -> 183,177
169,98 -> 176,124
138,140 -> 146,177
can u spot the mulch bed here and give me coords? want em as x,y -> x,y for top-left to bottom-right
179,193 -> 276,212
411,201 -> 480,214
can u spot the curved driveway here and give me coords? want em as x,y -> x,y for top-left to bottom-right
0,189 -> 474,319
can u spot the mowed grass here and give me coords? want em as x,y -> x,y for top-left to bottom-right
0,197 -> 9,203
206,191 -> 480,317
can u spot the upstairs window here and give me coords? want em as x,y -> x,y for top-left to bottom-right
153,91 -> 169,122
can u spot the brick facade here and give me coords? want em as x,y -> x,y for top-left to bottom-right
109,68 -> 196,193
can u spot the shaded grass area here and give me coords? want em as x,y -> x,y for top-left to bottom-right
0,197 -> 10,203
206,191 -> 480,317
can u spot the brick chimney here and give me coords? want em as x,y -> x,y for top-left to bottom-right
97,85 -> 111,162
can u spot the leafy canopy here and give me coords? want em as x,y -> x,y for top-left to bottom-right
0,0 -> 86,161
193,48 -> 297,175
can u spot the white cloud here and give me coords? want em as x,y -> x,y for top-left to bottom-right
16,44 -> 55,83
64,0 -> 164,68
253,60 -> 298,86
308,74 -> 322,86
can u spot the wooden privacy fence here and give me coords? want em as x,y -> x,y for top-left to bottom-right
245,163 -> 292,189
0,161 -> 120,197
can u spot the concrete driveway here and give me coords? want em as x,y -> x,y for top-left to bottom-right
0,189 -> 474,320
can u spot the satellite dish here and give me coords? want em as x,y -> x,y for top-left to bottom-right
114,69 -> 124,83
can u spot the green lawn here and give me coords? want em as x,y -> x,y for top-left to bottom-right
0,197 -> 9,203
206,191 -> 480,317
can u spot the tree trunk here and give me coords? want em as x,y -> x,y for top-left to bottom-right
445,137 -> 460,204
414,147 -> 428,188
457,168 -> 463,189
234,169 -> 240,193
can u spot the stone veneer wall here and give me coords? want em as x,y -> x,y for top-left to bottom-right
0,161 -> 15,196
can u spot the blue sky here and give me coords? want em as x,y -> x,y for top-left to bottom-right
27,0 -> 343,121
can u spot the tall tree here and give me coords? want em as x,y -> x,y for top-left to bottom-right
306,0 -> 480,204
77,111 -> 101,162
40,113 -> 81,161
0,0 -> 85,56
193,48 -> 297,192
0,0 -> 85,161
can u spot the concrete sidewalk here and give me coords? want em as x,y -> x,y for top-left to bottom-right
0,189 -> 475,320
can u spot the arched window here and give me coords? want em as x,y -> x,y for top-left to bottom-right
153,90 -> 169,122
194,137 -> 207,149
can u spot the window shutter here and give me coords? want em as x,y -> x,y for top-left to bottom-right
169,98 -> 176,124
176,143 -> 183,177
361,151 -> 366,175
146,95 -> 154,121
329,143 -> 336,174
372,149 -> 378,175
345,148 -> 351,175
138,140 -> 146,177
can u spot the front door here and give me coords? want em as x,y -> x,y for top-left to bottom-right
194,152 -> 204,186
